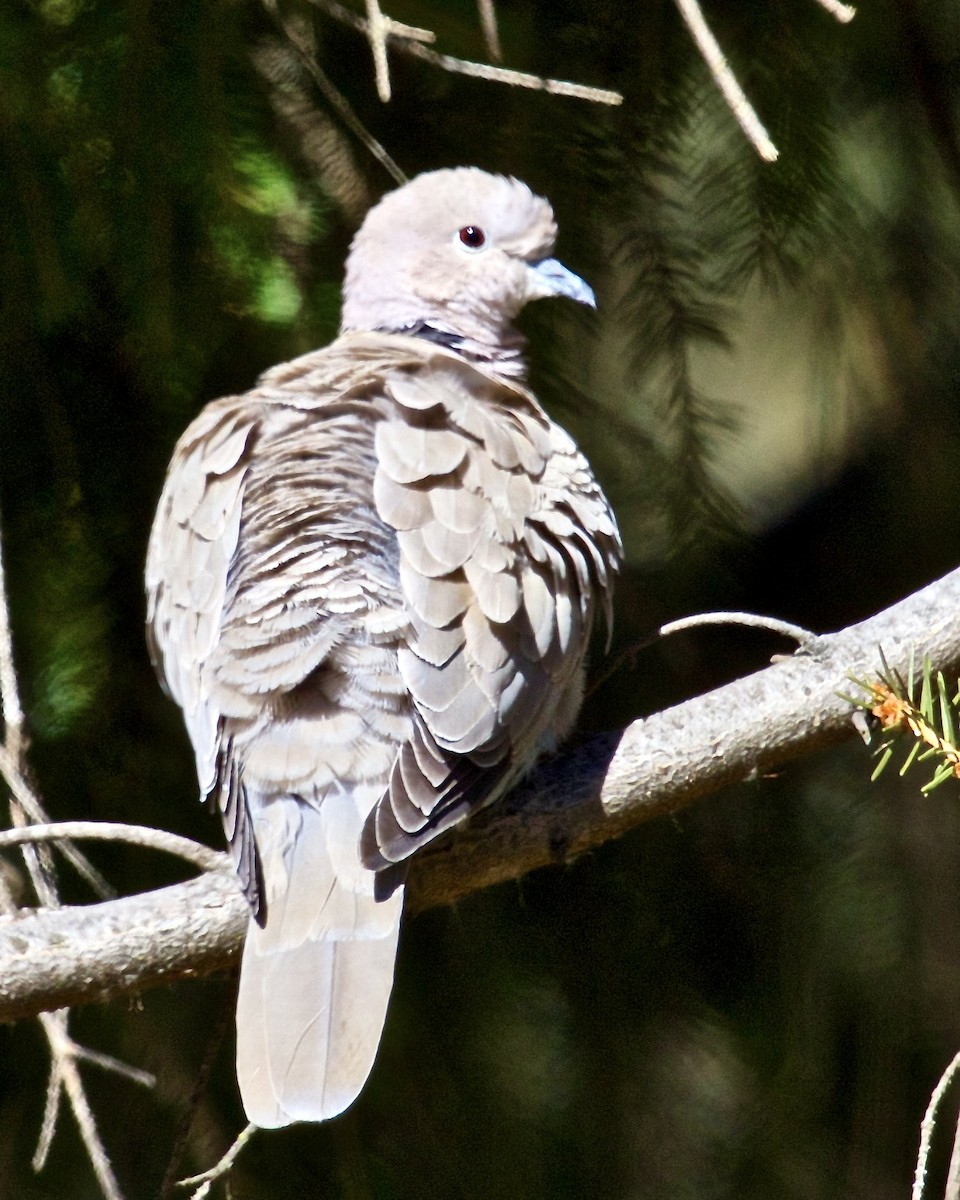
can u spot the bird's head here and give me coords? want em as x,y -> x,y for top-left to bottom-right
339,167 -> 594,367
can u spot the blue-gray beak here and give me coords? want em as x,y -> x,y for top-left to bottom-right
529,258 -> 596,308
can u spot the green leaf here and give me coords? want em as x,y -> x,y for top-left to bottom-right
870,745 -> 893,781
899,740 -> 922,777
921,763 -> 957,793
938,671 -> 955,744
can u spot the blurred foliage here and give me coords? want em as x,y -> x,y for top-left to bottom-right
2,0 -> 960,1196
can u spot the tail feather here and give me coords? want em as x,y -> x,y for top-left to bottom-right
236,794 -> 403,1127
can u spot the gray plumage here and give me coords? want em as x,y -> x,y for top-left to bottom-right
145,167 -> 622,1127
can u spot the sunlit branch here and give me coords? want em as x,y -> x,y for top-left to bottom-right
361,0 -> 434,101
36,1011 -> 124,1200
0,503 -> 24,761
0,746 -> 115,899
312,0 -> 623,106
4,565 -> 960,1020
365,0 -> 392,101
672,0 -> 779,162
261,0 -> 407,183
176,1124 -> 257,1199
913,1049 -> 960,1200
811,0 -> 856,23
660,611 -> 818,648
0,820 -> 226,874
401,39 -> 623,104
476,0 -> 502,63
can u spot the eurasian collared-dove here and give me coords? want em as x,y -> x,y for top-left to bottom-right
146,167 -> 622,1127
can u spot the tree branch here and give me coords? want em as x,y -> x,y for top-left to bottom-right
312,0 -> 623,106
672,0 -> 779,162
2,565 -> 960,1022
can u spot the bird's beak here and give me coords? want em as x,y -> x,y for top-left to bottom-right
528,258 -> 596,308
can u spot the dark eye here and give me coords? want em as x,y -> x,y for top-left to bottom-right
458,225 -> 486,249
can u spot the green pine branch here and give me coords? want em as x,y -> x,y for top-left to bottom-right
847,650 -> 960,792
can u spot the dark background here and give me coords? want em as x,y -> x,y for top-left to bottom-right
2,0 -> 960,1196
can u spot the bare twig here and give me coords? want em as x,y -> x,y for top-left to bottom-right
33,1018 -> 154,1174
0,512 -> 139,1200
672,0 -> 779,161
811,0 -> 856,23
33,1024 -> 64,1171
361,0 -> 433,100
8,779 -> 58,907
252,38 -> 372,224
913,1049 -> 960,1200
0,510 -> 57,903
476,0 -> 502,62
0,747 -> 116,899
260,0 -> 407,183
72,1044 -> 155,1087
0,503 -> 25,761
945,1101 -> 960,1200
402,39 -> 623,104
0,821 -> 226,874
39,1010 -> 125,1200
312,0 -> 623,105
176,1123 -> 257,1199
159,988 -> 237,1199
365,0 -> 393,101
660,611 -> 819,649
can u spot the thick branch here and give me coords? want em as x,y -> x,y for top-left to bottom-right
0,872 -> 248,1022
2,566 -> 960,1021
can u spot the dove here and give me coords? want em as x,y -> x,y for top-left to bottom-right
145,167 -> 622,1127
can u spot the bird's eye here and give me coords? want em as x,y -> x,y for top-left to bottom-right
457,225 -> 486,250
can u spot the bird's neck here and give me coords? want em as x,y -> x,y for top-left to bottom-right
373,322 -> 529,380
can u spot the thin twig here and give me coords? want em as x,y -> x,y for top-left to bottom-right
0,513 -> 58,902
365,0 -> 392,101
361,0 -> 434,100
0,503 -> 25,761
0,514 -> 139,1200
28,947 -> 135,1200
672,0 -> 779,161
0,746 -> 115,899
38,1010 -> 126,1200
252,38 -> 373,223
312,0 -> 623,105
811,0 -> 856,22
403,40 -> 623,104
177,1124 -> 257,1198
8,788 -> 57,907
476,0 -> 502,62
31,1022 -> 155,1171
946,1099 -> 960,1200
659,611 -> 819,649
913,1049 -> 960,1200
71,1045 -> 155,1088
0,515 -> 111,906
33,1039 -> 64,1171
159,985 -> 237,1199
261,0 -> 407,183
0,821 -> 227,874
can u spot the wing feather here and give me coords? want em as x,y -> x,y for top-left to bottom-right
363,351 -> 622,867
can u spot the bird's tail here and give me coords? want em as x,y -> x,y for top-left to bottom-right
236,793 -> 403,1127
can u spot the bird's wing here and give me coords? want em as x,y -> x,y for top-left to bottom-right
145,398 -> 262,902
146,345 -> 415,1127
362,346 -> 622,867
